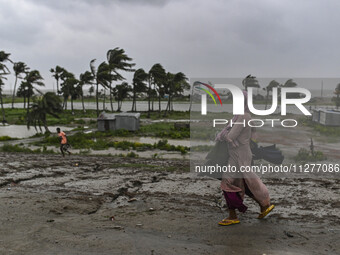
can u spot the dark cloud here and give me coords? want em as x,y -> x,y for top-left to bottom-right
1,0 -> 340,92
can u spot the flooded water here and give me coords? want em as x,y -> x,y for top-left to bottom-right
0,125 -> 72,139
112,136 -> 216,147
5,102 -> 332,115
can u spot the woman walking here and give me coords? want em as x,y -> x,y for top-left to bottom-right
216,91 -> 274,226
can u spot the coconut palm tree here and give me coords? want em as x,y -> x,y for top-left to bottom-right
106,48 -> 135,112
50,66 -> 65,94
131,68 -> 148,112
163,72 -> 188,117
90,60 -> 112,116
27,92 -> 63,133
242,74 -> 260,90
0,51 -> 12,123
79,71 -> 94,113
12,62 -> 29,108
149,64 -> 166,116
282,79 -> 300,98
0,77 -> 7,123
264,80 -> 280,110
113,82 -> 131,112
23,70 -> 44,116
60,71 -> 79,113
88,85 -> 94,98
0,51 -> 12,74
147,64 -> 166,117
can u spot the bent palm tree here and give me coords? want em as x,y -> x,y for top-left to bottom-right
113,82 -> 131,112
79,71 -> 94,113
90,60 -> 112,116
0,51 -> 12,123
50,66 -> 65,94
27,92 -> 63,133
12,62 -> 29,108
106,47 -> 135,111
24,70 -> 45,116
264,80 -> 280,110
149,64 -> 166,116
131,68 -> 148,112
0,78 -> 7,123
163,72 -> 188,117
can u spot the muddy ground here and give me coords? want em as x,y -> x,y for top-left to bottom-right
0,153 -> 339,255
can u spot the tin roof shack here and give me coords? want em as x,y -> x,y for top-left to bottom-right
115,113 -> 140,131
312,109 -> 340,126
97,112 -> 116,131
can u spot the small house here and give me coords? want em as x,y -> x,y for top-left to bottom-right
97,112 -> 140,131
312,109 -> 340,126
97,112 -> 116,131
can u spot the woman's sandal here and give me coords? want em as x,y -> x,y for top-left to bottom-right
218,218 -> 240,226
258,204 -> 275,219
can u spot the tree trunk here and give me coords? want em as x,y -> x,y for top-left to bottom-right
81,92 -> 86,113
71,98 -> 74,115
147,79 -> 151,118
23,96 -> 26,109
103,89 -> 106,111
117,100 -> 121,112
43,118 -> 50,133
158,94 -> 161,117
26,95 -> 30,118
0,92 -> 6,124
110,88 -> 114,112
163,95 -> 171,117
96,82 -> 99,117
56,79 -> 59,94
265,90 -> 269,110
132,90 -> 136,112
189,85 -> 194,113
12,76 -> 18,109
63,97 -> 68,110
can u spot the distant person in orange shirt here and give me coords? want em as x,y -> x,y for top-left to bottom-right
57,128 -> 71,157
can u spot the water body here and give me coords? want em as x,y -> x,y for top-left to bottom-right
0,125 -> 72,139
4,101 -> 332,115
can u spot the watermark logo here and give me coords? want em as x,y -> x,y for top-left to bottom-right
198,83 -> 312,116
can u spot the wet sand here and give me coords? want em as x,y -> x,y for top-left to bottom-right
0,153 -> 339,255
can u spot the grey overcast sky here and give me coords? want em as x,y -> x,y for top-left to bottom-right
1,0 -> 340,91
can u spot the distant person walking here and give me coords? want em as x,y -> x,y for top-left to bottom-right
57,128 -> 71,157
216,91 -> 274,226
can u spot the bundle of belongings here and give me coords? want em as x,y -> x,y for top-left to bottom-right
201,140 -> 284,180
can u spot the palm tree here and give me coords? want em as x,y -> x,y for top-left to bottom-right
90,59 -> 112,116
0,51 -> 12,74
242,74 -> 260,90
107,48 -> 135,112
79,71 -> 94,113
60,71 -> 79,113
27,92 -> 63,133
0,77 -> 7,123
0,51 -> 12,123
50,66 -> 65,94
163,72 -> 188,117
264,80 -> 280,110
131,68 -> 148,112
282,79 -> 299,98
12,62 -> 29,108
334,83 -> 340,109
148,64 -> 166,116
88,85 -> 94,98
113,82 -> 131,112
24,70 -> 44,116
282,79 -> 298,87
